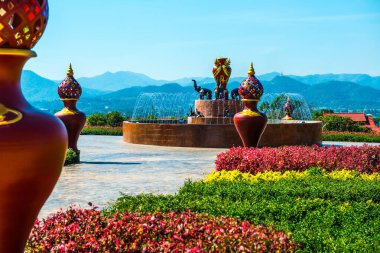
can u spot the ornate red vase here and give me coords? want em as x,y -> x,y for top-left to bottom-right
0,50 -> 67,252
55,64 -> 86,160
234,63 -> 268,147
0,1 -> 67,252
212,57 -> 231,99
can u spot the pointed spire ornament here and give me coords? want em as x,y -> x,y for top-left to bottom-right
67,63 -> 74,77
247,62 -> 255,76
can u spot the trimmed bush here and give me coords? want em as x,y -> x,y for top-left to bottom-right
27,209 -> 299,252
81,126 -> 123,136
215,145 -> 380,174
87,112 -> 127,127
64,148 -> 79,165
322,132 -> 380,143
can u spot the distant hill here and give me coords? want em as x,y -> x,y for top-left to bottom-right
264,76 -> 309,93
288,73 -> 380,90
21,70 -> 108,102
77,71 -> 168,91
21,70 -> 60,101
66,70 -> 380,92
173,73 -> 280,86
75,71 -> 282,91
303,81 -> 380,109
21,70 -> 380,116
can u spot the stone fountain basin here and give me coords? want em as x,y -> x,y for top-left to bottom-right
123,120 -> 322,148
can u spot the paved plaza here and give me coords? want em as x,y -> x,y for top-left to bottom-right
39,136 -> 224,218
39,136 -> 379,218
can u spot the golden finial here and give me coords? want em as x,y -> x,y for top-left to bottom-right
287,97 -> 291,102
247,62 -> 255,75
67,63 -> 74,76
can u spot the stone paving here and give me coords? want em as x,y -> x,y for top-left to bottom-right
39,136 -> 379,218
39,136 -> 224,218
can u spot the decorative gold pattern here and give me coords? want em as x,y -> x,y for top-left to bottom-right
212,58 -> 231,90
0,48 -> 36,57
282,115 -> 294,120
58,107 -> 77,115
241,98 -> 259,102
60,98 -> 79,101
240,108 -> 261,117
0,103 -> 23,125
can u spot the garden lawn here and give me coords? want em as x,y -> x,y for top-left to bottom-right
107,169 -> 380,252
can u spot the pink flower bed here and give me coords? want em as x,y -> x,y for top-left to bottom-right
27,208 -> 299,252
215,145 -> 379,174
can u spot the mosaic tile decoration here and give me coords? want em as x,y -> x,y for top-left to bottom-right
58,65 -> 82,100
238,63 -> 264,100
0,0 -> 48,49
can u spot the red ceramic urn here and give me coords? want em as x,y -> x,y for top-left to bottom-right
0,50 -> 67,253
233,63 -> 268,147
55,64 -> 86,159
0,1 -> 68,252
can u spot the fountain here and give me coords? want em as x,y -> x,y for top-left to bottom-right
131,93 -> 198,124
259,93 -> 312,121
123,59 -> 321,148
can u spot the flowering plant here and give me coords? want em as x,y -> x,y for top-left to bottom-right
215,145 -> 379,174
27,209 -> 299,252
205,169 -> 380,184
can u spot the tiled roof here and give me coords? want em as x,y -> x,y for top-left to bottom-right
367,115 -> 380,132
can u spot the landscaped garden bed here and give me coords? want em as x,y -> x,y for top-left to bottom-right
27,208 -> 299,252
27,146 -> 380,252
215,145 -> 379,174
106,168 -> 380,252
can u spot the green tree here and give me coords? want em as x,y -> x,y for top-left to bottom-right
106,111 -> 125,127
312,109 -> 334,120
87,113 -> 107,126
321,115 -> 372,133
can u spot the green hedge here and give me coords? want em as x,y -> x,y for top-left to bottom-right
64,148 -> 80,165
322,133 -> 380,143
87,112 -> 128,127
81,127 -> 123,136
106,175 -> 380,252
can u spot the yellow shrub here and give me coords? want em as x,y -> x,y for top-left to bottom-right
205,170 -> 380,183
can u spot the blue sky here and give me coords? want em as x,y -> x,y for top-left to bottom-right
25,0 -> 380,80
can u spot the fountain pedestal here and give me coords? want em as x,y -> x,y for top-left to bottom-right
188,99 -> 243,125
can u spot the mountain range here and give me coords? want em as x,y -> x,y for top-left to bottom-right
22,70 -> 380,117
